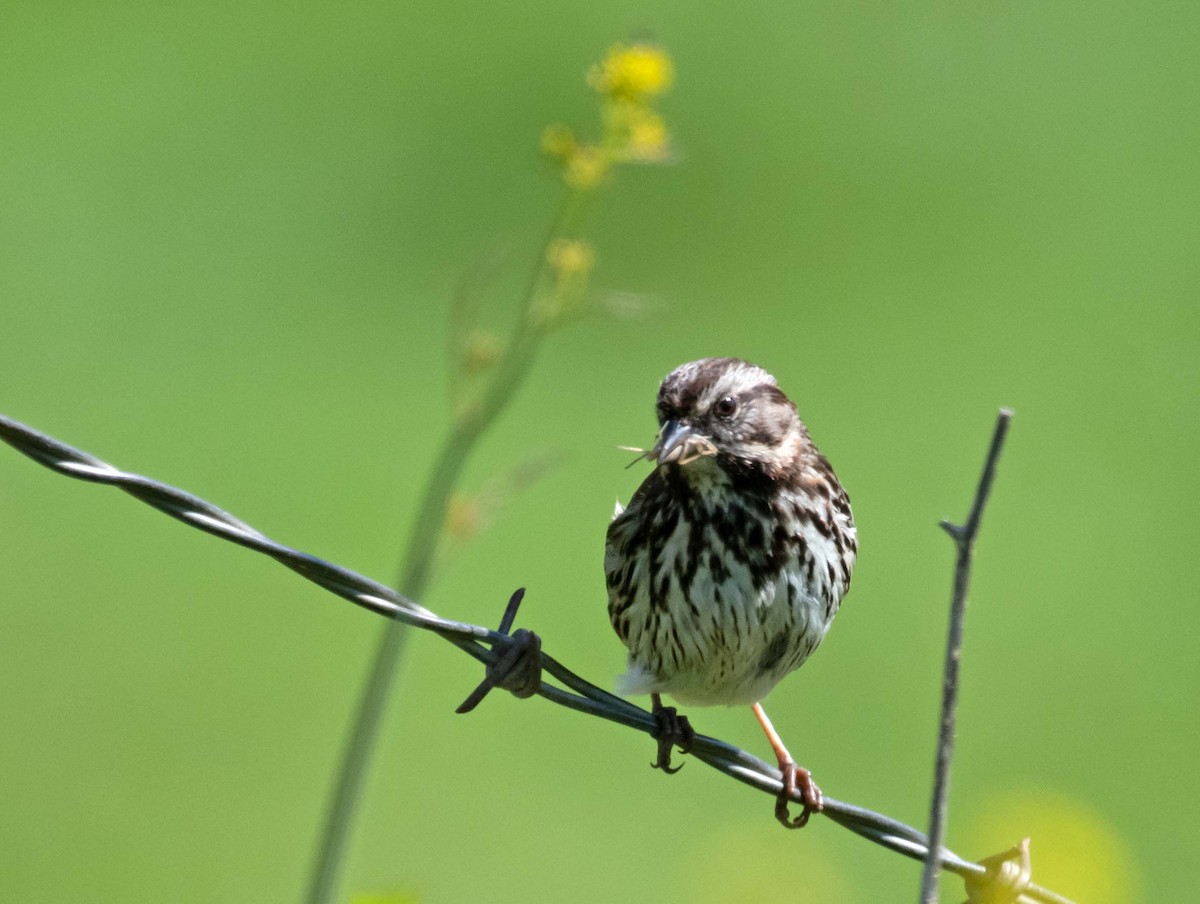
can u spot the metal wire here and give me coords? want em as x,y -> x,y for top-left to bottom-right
0,412 -> 1074,904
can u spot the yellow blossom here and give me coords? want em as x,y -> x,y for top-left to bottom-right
625,109 -> 670,161
532,238 -> 596,327
546,238 -> 596,277
589,42 -> 674,102
564,144 -> 608,189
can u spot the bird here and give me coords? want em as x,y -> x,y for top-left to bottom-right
604,357 -> 857,827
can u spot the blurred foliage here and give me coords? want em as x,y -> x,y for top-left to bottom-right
2,1 -> 1197,902
960,791 -> 1136,904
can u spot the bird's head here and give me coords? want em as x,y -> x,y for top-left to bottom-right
648,357 -> 809,480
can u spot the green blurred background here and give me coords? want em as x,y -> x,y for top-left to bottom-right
1,1 -> 1195,901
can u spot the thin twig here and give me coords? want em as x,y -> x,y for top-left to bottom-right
919,409 -> 1013,904
0,412 -> 1071,904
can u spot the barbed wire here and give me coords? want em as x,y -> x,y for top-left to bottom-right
0,412 -> 1074,904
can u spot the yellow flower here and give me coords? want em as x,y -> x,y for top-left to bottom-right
625,109 -> 670,161
546,238 -> 595,277
533,238 -> 596,327
563,144 -> 608,189
589,42 -> 674,102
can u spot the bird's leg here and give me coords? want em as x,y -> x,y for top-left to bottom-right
649,693 -> 695,774
752,702 -> 822,829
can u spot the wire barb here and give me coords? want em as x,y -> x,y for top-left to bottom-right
962,839 -> 1034,904
0,411 -> 1073,904
456,588 -> 544,713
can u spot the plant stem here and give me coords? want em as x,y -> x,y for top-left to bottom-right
918,409 -> 1012,904
303,191 -> 581,904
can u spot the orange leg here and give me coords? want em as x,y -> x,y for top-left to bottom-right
752,702 -> 823,828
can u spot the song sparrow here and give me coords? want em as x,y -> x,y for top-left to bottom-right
605,357 -> 857,827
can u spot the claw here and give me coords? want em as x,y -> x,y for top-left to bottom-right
655,752 -> 685,774
775,761 -> 823,829
649,693 -> 695,774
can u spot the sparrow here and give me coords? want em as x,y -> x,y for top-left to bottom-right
605,357 -> 857,826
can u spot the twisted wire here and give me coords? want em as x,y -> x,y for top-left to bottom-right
0,413 -> 1073,904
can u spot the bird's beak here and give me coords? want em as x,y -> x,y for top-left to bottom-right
653,419 -> 718,466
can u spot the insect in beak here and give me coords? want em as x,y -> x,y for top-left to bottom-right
651,419 -> 717,467
616,445 -> 655,469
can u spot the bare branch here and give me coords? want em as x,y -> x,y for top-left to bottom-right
0,412 -> 1071,904
919,409 -> 1014,904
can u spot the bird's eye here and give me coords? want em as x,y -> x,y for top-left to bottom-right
715,396 -> 738,418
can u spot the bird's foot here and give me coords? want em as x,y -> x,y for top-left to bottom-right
775,761 -> 822,829
649,693 -> 695,774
